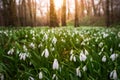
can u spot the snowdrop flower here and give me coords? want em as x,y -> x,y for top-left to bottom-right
81,41 -> 85,45
118,32 -> 120,37
101,47 -> 104,52
102,55 -> 107,62
119,43 -> 120,47
43,33 -> 48,40
29,43 -> 35,49
38,43 -> 43,48
110,48 -> 113,52
52,74 -> 58,80
95,38 -> 99,42
28,76 -> 34,80
23,45 -> 27,52
51,47 -> 55,51
7,48 -> 14,55
16,50 -> 20,54
52,37 -> 57,44
70,49 -> 73,54
110,54 -> 119,61
61,39 -> 65,43
99,42 -> 103,48
32,37 -> 35,40
98,52 -> 102,55
76,67 -> 81,77
82,65 -> 87,71
39,72 -> 43,79
52,59 -> 59,70
0,31 -> 2,33
76,38 -> 79,43
0,73 -> 4,80
110,70 -> 117,80
70,54 -> 76,62
85,49 -> 89,55
41,48 -> 49,58
19,52 -> 29,60
25,35 -> 28,38
103,33 -> 108,38
30,30 -> 34,34
79,52 -> 87,62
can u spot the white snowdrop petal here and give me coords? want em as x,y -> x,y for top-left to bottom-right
110,54 -> 119,61
110,70 -> 117,80
79,53 -> 87,62
76,67 -> 81,77
83,65 -> 87,71
102,56 -> 107,62
53,59 -> 59,70
39,72 -> 43,79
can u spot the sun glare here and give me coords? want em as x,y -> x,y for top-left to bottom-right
54,0 -> 63,10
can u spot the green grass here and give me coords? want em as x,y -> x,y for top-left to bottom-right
0,26 -> 120,80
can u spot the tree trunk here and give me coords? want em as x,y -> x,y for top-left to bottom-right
74,0 -> 79,27
91,0 -> 96,16
67,0 -> 70,20
80,0 -> 85,17
50,0 -> 59,27
106,0 -> 110,27
110,0 -> 114,24
2,0 -> 18,26
28,0 -> 33,27
61,0 -> 66,26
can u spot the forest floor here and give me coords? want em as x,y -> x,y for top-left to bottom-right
0,26 -> 120,79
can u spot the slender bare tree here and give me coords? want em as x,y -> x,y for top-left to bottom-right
106,0 -> 110,27
50,0 -> 59,27
75,0 -> 79,27
61,0 -> 67,26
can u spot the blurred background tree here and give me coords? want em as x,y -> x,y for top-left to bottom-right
0,0 -> 120,27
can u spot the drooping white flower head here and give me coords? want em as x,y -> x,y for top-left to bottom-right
61,38 -> 65,43
118,43 -> 120,48
81,41 -> 85,46
70,49 -> 73,55
38,43 -> 43,48
25,35 -> 28,38
102,55 -> 107,62
7,48 -> 14,55
23,45 -> 27,52
29,43 -> 35,49
110,70 -> 117,80
110,48 -> 113,52
118,32 -> 120,38
32,37 -> 35,40
76,67 -> 81,77
28,76 -> 34,80
70,54 -> 73,61
99,42 -> 104,48
73,56 -> 76,62
82,65 -> 87,72
70,54 -> 76,62
79,52 -> 87,62
85,49 -> 89,55
52,37 -> 57,44
103,33 -> 108,38
51,47 -> 55,51
41,48 -> 49,58
43,33 -> 48,41
52,59 -> 59,70
39,72 -> 43,79
110,53 -> 119,61
0,73 -> 4,80
19,52 -> 29,60
52,74 -> 58,80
